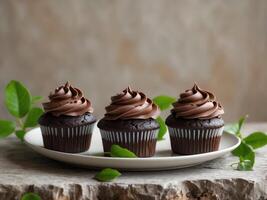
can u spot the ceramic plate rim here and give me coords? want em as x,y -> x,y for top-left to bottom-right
24,127 -> 241,161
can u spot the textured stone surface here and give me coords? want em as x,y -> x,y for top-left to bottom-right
0,0 -> 267,122
0,123 -> 266,200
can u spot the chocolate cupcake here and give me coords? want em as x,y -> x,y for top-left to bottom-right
166,84 -> 224,155
97,87 -> 160,157
38,82 -> 96,153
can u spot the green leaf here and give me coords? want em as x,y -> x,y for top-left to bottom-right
224,116 -> 247,138
94,168 -> 121,182
238,116 -> 246,133
243,132 -> 267,149
5,80 -> 31,118
21,193 -> 41,200
24,107 -> 44,128
156,116 -> 167,140
31,96 -> 43,104
0,120 -> 15,138
15,130 -> 26,141
232,141 -> 255,167
246,150 -> 255,167
232,141 -> 253,157
237,159 -> 254,171
224,123 -> 239,135
153,95 -> 176,111
110,145 -> 137,158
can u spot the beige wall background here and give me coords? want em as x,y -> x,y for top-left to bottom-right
0,0 -> 267,122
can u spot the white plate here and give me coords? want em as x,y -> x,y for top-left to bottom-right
24,127 -> 240,171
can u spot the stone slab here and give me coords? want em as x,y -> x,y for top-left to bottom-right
0,123 -> 266,200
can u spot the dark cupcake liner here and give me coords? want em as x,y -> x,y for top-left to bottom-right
40,123 -> 95,153
99,129 -> 159,157
168,126 -> 224,155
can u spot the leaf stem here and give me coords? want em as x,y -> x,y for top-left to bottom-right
237,131 -> 243,139
16,118 -> 24,130
230,162 -> 239,169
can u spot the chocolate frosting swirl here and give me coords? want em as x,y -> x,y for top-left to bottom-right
43,82 -> 93,117
104,86 -> 160,120
171,84 -> 224,119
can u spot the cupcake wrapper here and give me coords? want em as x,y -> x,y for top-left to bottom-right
40,123 -> 95,153
168,127 -> 224,155
99,129 -> 159,157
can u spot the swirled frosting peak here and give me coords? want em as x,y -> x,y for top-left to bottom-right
104,86 -> 160,120
171,84 -> 224,119
43,82 -> 93,116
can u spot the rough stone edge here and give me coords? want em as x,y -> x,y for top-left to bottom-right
181,178 -> 267,200
0,178 -> 266,200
